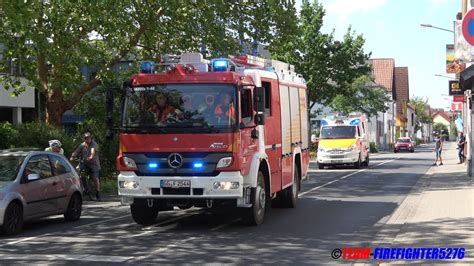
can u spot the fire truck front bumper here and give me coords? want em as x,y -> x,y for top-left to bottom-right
118,171 -> 244,200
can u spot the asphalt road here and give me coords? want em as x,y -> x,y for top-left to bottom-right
0,145 -> 435,265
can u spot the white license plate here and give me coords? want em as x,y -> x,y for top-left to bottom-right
332,160 -> 343,164
160,180 -> 191,188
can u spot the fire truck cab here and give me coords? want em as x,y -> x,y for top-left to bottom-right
117,53 -> 310,225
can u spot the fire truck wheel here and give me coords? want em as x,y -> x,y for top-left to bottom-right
284,167 -> 300,208
242,171 -> 267,225
130,199 -> 159,225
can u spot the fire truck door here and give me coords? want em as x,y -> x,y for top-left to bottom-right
240,87 -> 258,176
261,79 -> 282,194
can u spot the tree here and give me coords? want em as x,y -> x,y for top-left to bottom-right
433,122 -> 449,139
269,0 -> 372,111
0,1 -> 295,126
329,75 -> 390,117
409,96 -> 433,134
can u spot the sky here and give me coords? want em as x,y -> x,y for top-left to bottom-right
296,0 -> 461,110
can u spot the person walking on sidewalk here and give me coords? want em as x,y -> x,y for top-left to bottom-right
457,132 -> 466,164
433,136 -> 444,166
70,132 -> 102,201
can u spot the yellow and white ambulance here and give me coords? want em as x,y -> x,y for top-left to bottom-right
316,114 -> 370,169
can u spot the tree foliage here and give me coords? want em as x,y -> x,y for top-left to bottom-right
433,122 -> 449,137
329,76 -> 390,117
0,0 -> 296,126
270,0 -> 372,112
409,96 -> 433,133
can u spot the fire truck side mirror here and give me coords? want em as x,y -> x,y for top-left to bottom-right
253,86 -> 265,113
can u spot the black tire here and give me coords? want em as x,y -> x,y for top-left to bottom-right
1,202 -> 23,235
242,171 -> 267,225
64,193 -> 82,221
131,199 -> 159,225
354,155 -> 362,169
283,167 -> 300,208
318,163 -> 325,169
394,150 -> 398,153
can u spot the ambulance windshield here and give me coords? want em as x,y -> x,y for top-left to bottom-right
320,126 -> 356,139
122,84 -> 237,133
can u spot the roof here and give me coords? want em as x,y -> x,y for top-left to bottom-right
371,58 -> 395,92
432,111 -> 451,122
394,67 -> 409,101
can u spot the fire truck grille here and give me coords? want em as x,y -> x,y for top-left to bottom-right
124,152 -> 232,177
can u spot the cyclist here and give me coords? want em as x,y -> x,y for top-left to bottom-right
70,132 -> 102,201
45,140 -> 64,154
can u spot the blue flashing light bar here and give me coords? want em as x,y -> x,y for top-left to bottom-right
350,118 -> 361,126
148,162 -> 158,169
140,61 -> 155,73
193,162 -> 204,169
212,59 -> 229,72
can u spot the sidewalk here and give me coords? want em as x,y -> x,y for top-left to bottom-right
373,142 -> 474,263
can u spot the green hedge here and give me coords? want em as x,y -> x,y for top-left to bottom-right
0,122 -> 118,179
369,141 -> 378,153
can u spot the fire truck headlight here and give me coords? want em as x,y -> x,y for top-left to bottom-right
213,182 -> 239,190
119,181 -> 139,190
216,157 -> 233,168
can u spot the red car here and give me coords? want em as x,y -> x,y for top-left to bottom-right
394,138 -> 414,153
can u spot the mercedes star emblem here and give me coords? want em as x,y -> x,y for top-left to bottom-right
168,153 -> 183,169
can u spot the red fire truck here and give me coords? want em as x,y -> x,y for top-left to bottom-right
116,53 -> 310,225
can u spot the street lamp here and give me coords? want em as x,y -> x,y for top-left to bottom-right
420,23 -> 454,33
435,74 -> 458,79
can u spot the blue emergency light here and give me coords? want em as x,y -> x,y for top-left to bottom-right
193,162 -> 204,169
350,118 -> 361,126
211,59 -> 229,72
148,162 -> 158,169
140,61 -> 155,73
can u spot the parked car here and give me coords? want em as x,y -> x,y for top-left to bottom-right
394,138 -> 415,153
0,149 -> 83,235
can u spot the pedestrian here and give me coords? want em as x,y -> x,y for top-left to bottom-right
70,132 -> 102,201
457,132 -> 466,164
432,135 -> 444,166
45,139 -> 64,154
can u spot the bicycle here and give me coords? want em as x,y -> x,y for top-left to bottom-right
74,159 -> 96,201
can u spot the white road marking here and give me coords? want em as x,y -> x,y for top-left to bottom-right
1,214 -> 131,247
299,158 -> 399,197
0,253 -> 133,263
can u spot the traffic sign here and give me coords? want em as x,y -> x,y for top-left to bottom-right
462,8 -> 474,46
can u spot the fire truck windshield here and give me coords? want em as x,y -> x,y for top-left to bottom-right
320,126 -> 356,139
121,84 -> 237,133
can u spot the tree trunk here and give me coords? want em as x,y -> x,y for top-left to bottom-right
45,90 -> 68,127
